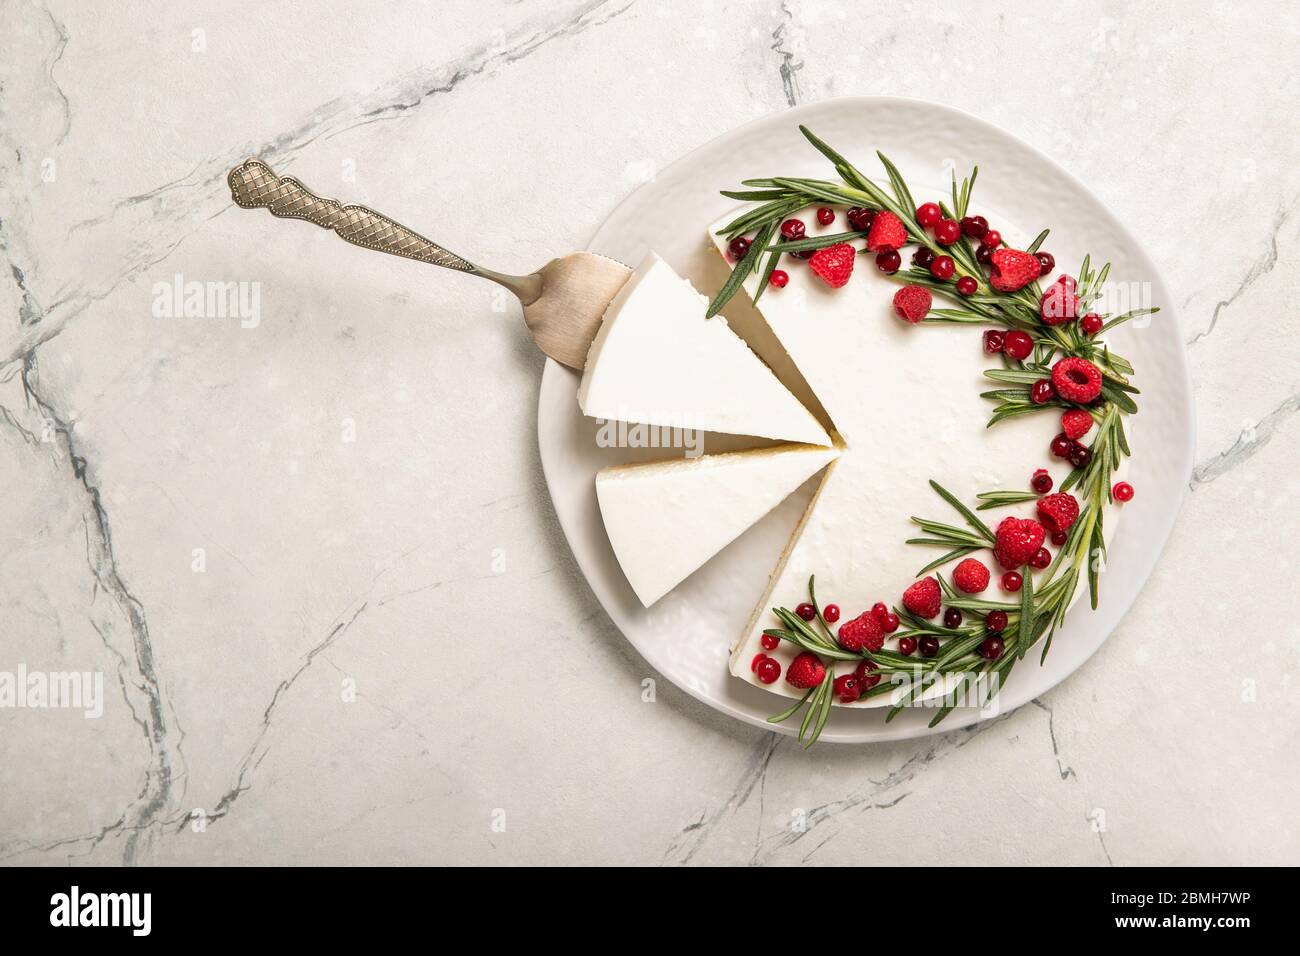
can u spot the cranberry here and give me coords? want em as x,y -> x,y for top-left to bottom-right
847,207 -> 874,231
1051,530 -> 1067,546
756,657 -> 781,684
984,330 -> 1005,354
751,652 -> 768,672
975,244 -> 994,265
934,219 -> 961,246
1030,548 -> 1052,570
981,229 -> 1002,248
1036,251 -> 1055,276
979,636 -> 1005,660
855,660 -> 882,689
796,602 -> 817,621
1113,481 -> 1134,502
1068,443 -> 1092,469
788,249 -> 813,260
875,248 -> 901,274
1003,330 -> 1033,360
823,603 -> 841,623
881,612 -> 900,633
944,608 -> 962,629
1002,571 -> 1023,592
912,247 -> 935,269
930,255 -> 956,280
871,601 -> 889,619
1081,312 -> 1103,336
961,215 -> 989,240
985,610 -> 1008,633
1056,274 -> 1077,294
919,635 -> 940,658
956,275 -> 978,296
833,673 -> 861,703
769,269 -> 789,289
916,202 -> 943,227
1032,469 -> 1053,493
761,633 -> 780,650
780,218 -> 806,241
817,207 -> 835,226
728,236 -> 751,261
1050,433 -> 1074,458
897,636 -> 918,656
1031,379 -> 1055,405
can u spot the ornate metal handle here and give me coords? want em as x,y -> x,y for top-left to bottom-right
227,159 -> 541,302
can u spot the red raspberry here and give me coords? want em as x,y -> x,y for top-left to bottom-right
866,210 -> 907,252
785,651 -> 826,689
1061,408 -> 1094,440
1051,356 -> 1103,403
902,577 -> 942,619
988,249 -> 1040,292
808,242 -> 856,289
893,284 -> 932,323
953,558 -> 991,594
993,517 -> 1046,570
1040,281 -> 1080,325
1036,492 -> 1080,536
837,612 -> 885,653
832,673 -> 861,703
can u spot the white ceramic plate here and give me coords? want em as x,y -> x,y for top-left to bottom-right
537,97 -> 1193,742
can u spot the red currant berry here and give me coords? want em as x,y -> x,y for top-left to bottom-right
871,601 -> 889,619
756,657 -> 781,684
919,635 -> 940,658
882,613 -> 900,633
823,603 -> 841,623
1030,548 -> 1052,570
796,602 -> 817,621
728,236 -> 751,261
1050,433 -> 1074,458
930,255 -> 956,280
1031,379 -> 1056,405
944,607 -> 962,628
916,202 -> 943,227
855,659 -> 881,689
981,229 -> 1002,248
935,219 -> 961,246
751,652 -> 768,672
1002,571 -> 1023,592
1113,481 -> 1134,502
912,246 -> 935,269
1036,252 -> 1055,276
1081,312 -> 1103,336
1068,443 -> 1092,469
833,673 -> 862,703
761,633 -> 780,651
1002,331 -> 1033,360
780,218 -> 806,241
961,215 -> 989,240
817,207 -> 835,226
975,244 -> 994,265
1051,530 -> 1068,546
1032,468 -> 1053,493
875,248 -> 901,274
769,269 -> 789,289
979,636 -> 1005,660
847,207 -> 874,231
897,636 -> 918,656
984,330 -> 1005,354
956,275 -> 978,296
985,610 -> 1008,633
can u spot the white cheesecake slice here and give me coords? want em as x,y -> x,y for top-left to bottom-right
596,443 -> 840,606
578,252 -> 830,446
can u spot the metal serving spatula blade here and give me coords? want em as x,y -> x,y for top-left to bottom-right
227,159 -> 630,369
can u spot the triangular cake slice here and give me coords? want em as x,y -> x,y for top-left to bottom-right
578,253 -> 830,446
596,443 -> 840,606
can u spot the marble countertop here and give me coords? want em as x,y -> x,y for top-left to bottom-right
1,0 -> 1296,866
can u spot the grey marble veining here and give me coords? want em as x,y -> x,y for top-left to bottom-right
0,0 -> 1297,866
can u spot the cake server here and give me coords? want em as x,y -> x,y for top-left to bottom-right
227,159 -> 630,369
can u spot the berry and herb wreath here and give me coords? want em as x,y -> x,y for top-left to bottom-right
709,127 -> 1156,746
